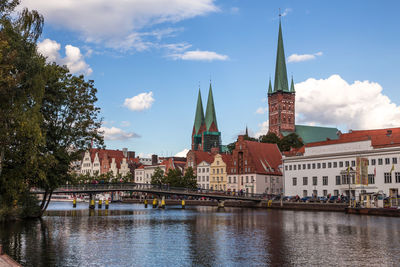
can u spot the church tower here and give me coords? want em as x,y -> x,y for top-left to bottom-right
268,18 -> 296,136
191,83 -> 221,152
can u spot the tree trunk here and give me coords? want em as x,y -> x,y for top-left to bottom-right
40,190 -> 53,216
40,189 -> 48,210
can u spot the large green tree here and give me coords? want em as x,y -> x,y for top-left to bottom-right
150,167 -> 165,186
182,167 -> 197,190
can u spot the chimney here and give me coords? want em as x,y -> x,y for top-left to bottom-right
127,151 -> 135,159
151,154 -> 158,165
123,148 -> 128,157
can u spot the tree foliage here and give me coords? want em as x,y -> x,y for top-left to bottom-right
0,1 -> 103,219
150,167 -> 165,186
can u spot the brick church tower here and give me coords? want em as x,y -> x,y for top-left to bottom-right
268,19 -> 296,136
191,83 -> 221,152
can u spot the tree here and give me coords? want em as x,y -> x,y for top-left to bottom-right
164,168 -> 183,188
279,133 -> 304,152
0,1 -> 46,218
34,64 -> 103,214
259,132 -> 280,144
182,167 -> 197,190
150,167 -> 164,186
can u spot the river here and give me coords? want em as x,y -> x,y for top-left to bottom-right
0,202 -> 399,266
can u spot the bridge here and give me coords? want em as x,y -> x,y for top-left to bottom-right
31,183 -> 266,202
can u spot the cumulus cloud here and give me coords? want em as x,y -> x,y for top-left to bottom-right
124,92 -> 155,111
99,126 -> 140,141
256,107 -> 268,114
21,0 -> 218,51
287,52 -> 323,63
281,8 -> 292,17
255,120 -> 269,138
175,149 -> 189,157
37,39 -> 93,75
295,74 -> 400,130
170,50 -> 229,61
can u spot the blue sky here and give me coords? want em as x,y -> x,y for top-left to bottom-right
21,0 -> 400,157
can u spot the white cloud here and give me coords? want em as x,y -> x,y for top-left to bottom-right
37,39 -> 93,75
287,52 -> 323,63
256,107 -> 268,114
21,0 -> 218,51
137,152 -> 152,158
255,120 -> 269,138
124,92 -> 155,111
281,8 -> 292,17
99,126 -> 140,141
296,74 -> 400,130
175,149 -> 189,157
170,50 -> 229,61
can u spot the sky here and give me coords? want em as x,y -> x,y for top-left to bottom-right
19,0 -> 400,157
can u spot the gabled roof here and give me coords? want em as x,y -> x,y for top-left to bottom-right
204,83 -> 218,131
282,125 -> 340,144
190,150 -> 214,165
245,140 -> 282,175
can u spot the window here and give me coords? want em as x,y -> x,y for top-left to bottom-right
207,176 -> 209,182
313,190 -> 318,197
217,169 -> 219,174
216,161 -> 219,165
384,172 -> 392,183
322,163 -> 326,169
317,163 -> 321,169
285,166 -> 288,171
323,190 -> 327,196
207,168 -> 209,172
292,177 -> 297,186
294,165 -> 297,170
328,162 -> 332,168
221,168 -> 223,173
323,176 -> 328,186
345,161 -> 349,167
351,160 -> 356,167
368,174 -> 375,184
276,177 -> 279,183
303,177 -> 308,185
289,165 -> 292,171
298,164 -> 301,170
229,177 -> 231,183
334,190 -> 339,196
378,159 -> 383,165
393,158 -> 398,164
307,164 -> 311,169
313,176 -> 317,186
333,162 -> 337,168
396,172 -> 400,183
385,158 -> 390,165
233,177 -> 236,183
371,159 -> 376,165
336,175 -> 341,185
234,161 -> 236,166
245,160 -> 247,165
303,164 -> 306,169
213,169 -> 215,174
246,176 -> 249,183
339,162 -> 343,168
312,163 -> 316,169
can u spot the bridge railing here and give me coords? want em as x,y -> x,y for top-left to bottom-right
31,182 -> 267,199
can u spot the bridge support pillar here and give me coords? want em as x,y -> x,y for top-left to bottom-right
98,199 -> 102,209
152,198 -> 158,208
144,199 -> 148,208
218,200 -> 225,209
89,194 -> 95,209
73,197 -> 77,208
181,199 -> 185,209
105,199 -> 109,209
160,196 -> 165,209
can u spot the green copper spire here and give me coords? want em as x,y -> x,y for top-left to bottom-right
273,20 -> 289,93
205,83 -> 218,131
193,89 -> 205,134
290,76 -> 295,92
268,78 -> 272,94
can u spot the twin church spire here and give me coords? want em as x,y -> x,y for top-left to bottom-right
192,83 -> 220,152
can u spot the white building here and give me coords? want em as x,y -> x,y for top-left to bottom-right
134,164 -> 166,184
283,128 -> 400,198
197,161 -> 210,189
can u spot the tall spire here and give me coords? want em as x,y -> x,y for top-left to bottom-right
268,77 -> 272,94
273,19 -> 289,92
245,125 -> 249,137
193,88 -> 205,135
290,76 -> 295,92
205,82 -> 218,131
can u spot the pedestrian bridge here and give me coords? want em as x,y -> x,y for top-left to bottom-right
30,183 -> 265,202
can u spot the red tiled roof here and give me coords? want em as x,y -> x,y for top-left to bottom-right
305,127 -> 400,149
191,150 -> 214,165
220,154 -> 232,168
89,148 -> 135,169
245,141 -> 282,175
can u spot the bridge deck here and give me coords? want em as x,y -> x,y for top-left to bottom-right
31,183 -> 266,202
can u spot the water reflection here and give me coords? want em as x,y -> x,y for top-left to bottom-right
0,202 -> 399,266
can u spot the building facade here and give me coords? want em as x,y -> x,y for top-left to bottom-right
197,161 -> 211,189
209,154 -> 231,191
283,128 -> 400,198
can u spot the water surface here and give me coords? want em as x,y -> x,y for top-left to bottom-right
1,202 -> 399,266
